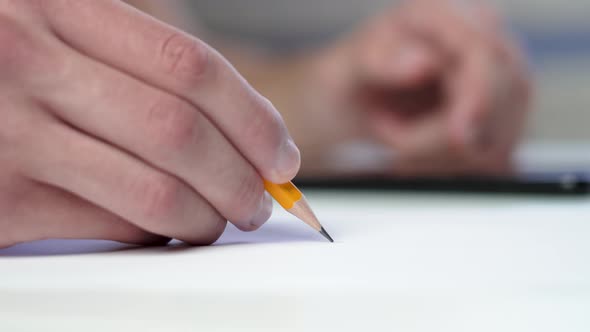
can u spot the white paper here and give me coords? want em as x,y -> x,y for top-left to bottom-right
1,192 -> 589,332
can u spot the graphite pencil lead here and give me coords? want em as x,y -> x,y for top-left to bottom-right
319,227 -> 334,243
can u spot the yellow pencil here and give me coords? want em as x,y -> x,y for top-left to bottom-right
264,180 -> 334,242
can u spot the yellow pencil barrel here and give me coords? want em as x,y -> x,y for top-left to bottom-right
264,180 -> 303,210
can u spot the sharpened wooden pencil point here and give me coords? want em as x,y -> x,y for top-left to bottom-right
264,180 -> 334,243
319,227 -> 334,243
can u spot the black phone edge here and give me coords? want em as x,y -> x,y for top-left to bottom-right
295,173 -> 590,196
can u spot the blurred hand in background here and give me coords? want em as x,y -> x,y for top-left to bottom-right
209,0 -> 532,176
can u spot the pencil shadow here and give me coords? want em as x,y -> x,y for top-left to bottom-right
0,219 -> 324,257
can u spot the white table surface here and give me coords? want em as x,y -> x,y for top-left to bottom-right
1,191 -> 589,332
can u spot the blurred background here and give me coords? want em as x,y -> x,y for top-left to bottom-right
187,0 -> 589,140
184,0 -> 590,174
494,0 -> 589,143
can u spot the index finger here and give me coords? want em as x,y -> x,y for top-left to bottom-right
40,0 -> 300,183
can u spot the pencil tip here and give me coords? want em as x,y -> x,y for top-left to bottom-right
319,227 -> 334,243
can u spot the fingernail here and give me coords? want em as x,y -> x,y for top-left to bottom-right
275,139 -> 301,181
249,192 -> 273,229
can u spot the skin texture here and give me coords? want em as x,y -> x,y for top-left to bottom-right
0,0 -> 301,248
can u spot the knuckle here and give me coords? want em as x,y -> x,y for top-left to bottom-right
158,32 -> 210,88
147,97 -> 200,154
135,174 -> 184,223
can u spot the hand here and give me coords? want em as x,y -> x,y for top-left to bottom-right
0,0 -> 300,249
303,0 -> 531,175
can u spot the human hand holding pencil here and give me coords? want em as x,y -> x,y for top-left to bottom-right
0,0 -> 303,248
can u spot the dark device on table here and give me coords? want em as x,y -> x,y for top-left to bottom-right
296,172 -> 590,196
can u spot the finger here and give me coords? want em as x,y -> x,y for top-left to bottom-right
399,0 -> 522,76
447,50 -> 495,154
40,0 -> 300,183
368,105 -> 451,159
389,41 -> 443,87
4,178 -> 170,248
399,3 -> 528,157
448,44 -> 529,159
477,53 -> 531,161
356,16 -> 442,88
368,95 -> 505,172
33,41 -> 270,232
363,41 -> 443,88
20,115 -> 227,245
